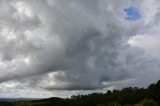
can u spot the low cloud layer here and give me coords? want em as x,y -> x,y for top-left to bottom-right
0,0 -> 160,97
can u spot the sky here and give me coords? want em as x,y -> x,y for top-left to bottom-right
0,0 -> 160,98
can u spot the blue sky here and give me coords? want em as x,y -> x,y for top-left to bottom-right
124,6 -> 142,21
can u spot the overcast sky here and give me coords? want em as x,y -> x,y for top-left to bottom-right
0,0 -> 160,98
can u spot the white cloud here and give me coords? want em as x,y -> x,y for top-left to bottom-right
0,0 -> 160,98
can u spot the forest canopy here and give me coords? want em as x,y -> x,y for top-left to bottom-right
10,80 -> 160,106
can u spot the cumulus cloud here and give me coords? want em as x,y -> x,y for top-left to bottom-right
0,0 -> 160,97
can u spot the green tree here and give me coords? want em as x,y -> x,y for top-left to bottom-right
124,104 -> 132,106
97,103 -> 106,106
107,102 -> 121,106
141,99 -> 157,106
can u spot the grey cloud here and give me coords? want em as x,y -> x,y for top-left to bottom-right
0,0 -> 159,95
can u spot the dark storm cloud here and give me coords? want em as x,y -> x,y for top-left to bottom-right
12,0 -> 141,90
0,0 -> 160,95
0,0 -> 140,87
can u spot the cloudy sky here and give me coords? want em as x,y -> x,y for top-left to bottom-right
0,0 -> 160,98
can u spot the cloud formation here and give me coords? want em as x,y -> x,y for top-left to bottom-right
0,0 -> 160,97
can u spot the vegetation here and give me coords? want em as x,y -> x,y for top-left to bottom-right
2,80 -> 160,106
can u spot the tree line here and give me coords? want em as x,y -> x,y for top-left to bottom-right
5,80 -> 160,106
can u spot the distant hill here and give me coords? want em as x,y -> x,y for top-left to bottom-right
0,98 -> 40,102
1,80 -> 160,106
0,98 -> 41,106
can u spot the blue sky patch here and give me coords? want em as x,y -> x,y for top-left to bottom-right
124,6 -> 142,21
